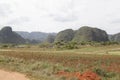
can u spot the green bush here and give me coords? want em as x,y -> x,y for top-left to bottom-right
2,44 -> 9,48
93,68 -> 116,78
54,41 -> 78,49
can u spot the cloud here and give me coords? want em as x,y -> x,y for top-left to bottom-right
111,18 -> 120,24
0,3 -> 12,17
6,17 -> 30,25
52,14 -> 78,22
47,0 -> 79,22
0,0 -> 120,34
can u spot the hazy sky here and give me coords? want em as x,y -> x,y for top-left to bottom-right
0,0 -> 120,34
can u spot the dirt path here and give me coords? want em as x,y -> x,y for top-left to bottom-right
0,69 -> 30,80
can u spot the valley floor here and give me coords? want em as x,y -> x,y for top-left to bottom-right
0,45 -> 120,80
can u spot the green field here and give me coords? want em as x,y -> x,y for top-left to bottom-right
0,45 -> 120,80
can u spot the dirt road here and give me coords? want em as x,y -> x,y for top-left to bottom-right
0,69 -> 30,80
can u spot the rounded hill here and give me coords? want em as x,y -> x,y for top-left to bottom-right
55,29 -> 74,42
73,26 -> 109,42
0,26 -> 25,44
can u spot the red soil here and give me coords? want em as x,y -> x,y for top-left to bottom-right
56,71 -> 101,80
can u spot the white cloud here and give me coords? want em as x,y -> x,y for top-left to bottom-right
6,17 -> 30,25
0,3 -> 12,17
0,0 -> 120,34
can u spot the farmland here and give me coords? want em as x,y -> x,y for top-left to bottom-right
0,45 -> 120,80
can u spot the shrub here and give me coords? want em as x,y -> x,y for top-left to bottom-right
93,68 -> 116,78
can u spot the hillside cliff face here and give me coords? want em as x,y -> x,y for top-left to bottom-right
55,29 -> 74,42
55,26 -> 109,42
73,26 -> 109,42
0,27 -> 25,44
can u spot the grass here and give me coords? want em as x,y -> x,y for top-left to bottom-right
0,45 -> 120,80
0,55 -> 61,80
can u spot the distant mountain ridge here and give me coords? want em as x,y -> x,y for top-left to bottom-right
16,26 -> 120,43
0,26 -> 120,44
109,33 -> 120,42
16,31 -> 57,42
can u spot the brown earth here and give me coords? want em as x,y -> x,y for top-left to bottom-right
56,71 -> 101,80
0,69 -> 30,80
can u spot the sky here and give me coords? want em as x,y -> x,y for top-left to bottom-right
0,0 -> 120,34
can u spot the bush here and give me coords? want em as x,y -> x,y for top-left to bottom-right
64,42 -> 78,49
93,68 -> 116,78
39,43 -> 53,48
2,44 -> 9,48
54,41 -> 78,49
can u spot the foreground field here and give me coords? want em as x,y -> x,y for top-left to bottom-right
0,45 -> 120,80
